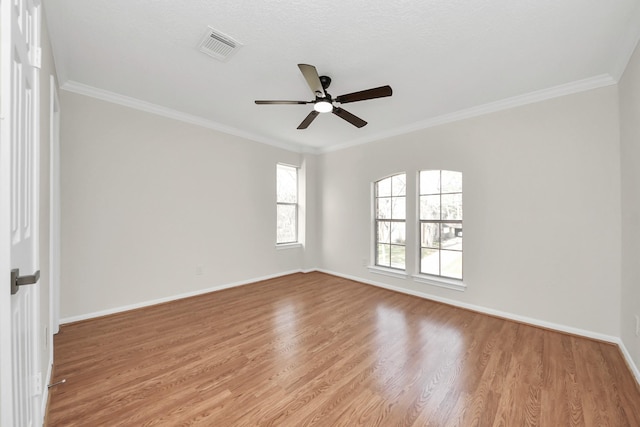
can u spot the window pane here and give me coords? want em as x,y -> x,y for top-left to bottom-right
391,196 -> 406,220
277,204 -> 296,243
377,221 -> 391,244
376,197 -> 391,219
420,170 -> 440,195
441,193 -> 462,220
441,250 -> 462,279
390,222 -> 405,245
277,165 -> 297,203
441,170 -> 462,194
421,222 -> 440,248
421,248 -> 439,275
377,244 -> 391,267
392,174 -> 406,196
441,224 -> 462,250
375,173 -> 406,271
377,177 -> 391,197
420,195 -> 440,220
390,245 -> 405,269
417,170 -> 463,280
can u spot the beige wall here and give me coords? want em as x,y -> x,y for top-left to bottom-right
53,33 -> 638,375
59,84 -> 624,337
26,2 -> 640,418
620,42 -> 640,368
318,86 -> 622,336
59,92 -> 313,319
300,153 -> 319,271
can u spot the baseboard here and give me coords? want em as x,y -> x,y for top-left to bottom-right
57,266 -> 640,388
60,269 -> 306,324
324,265 -> 640,387
323,267 -> 640,387
616,338 -> 640,387
317,269 -> 620,344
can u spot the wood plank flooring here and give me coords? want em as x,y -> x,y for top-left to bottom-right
46,272 -> 640,426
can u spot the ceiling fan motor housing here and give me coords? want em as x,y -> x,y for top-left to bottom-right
319,75 -> 332,90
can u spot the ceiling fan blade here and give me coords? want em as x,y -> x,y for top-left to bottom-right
298,64 -> 326,98
255,100 -> 310,105
297,110 -> 320,129
335,85 -> 393,104
333,107 -> 367,128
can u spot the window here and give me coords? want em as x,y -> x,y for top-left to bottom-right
375,173 -> 406,269
276,164 -> 298,244
419,170 -> 463,279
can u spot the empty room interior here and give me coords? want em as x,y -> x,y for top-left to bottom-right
3,0 -> 640,425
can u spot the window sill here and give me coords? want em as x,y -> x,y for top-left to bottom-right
412,274 -> 466,292
367,265 -> 408,279
276,243 -> 303,250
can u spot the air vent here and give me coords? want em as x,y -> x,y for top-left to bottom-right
198,26 -> 241,62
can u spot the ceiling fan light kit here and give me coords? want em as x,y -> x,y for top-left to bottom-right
255,64 -> 392,129
313,100 -> 333,113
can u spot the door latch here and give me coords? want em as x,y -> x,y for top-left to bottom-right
10,269 -> 40,295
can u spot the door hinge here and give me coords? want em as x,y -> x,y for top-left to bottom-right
10,269 -> 40,295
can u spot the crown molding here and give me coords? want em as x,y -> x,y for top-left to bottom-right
610,1 -> 640,82
321,74 -> 617,153
60,73 -> 616,157
59,80 -> 318,154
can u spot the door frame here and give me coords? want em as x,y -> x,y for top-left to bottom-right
1,0 -> 43,424
49,74 -> 60,338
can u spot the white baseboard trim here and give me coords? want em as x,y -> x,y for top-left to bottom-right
320,269 -> 640,385
615,338 -> 640,386
57,267 -> 640,387
60,269 -> 306,324
317,269 -> 620,344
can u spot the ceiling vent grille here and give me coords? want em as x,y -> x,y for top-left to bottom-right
198,26 -> 242,61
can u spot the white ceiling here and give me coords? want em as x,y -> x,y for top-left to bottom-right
44,0 -> 640,153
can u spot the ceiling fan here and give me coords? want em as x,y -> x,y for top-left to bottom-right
255,64 -> 393,129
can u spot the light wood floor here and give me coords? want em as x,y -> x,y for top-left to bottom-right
47,272 -> 640,426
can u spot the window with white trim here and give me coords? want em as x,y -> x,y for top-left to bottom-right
276,164 -> 298,244
419,170 -> 463,279
375,173 -> 406,270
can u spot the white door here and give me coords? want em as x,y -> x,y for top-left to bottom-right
0,0 -> 41,425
